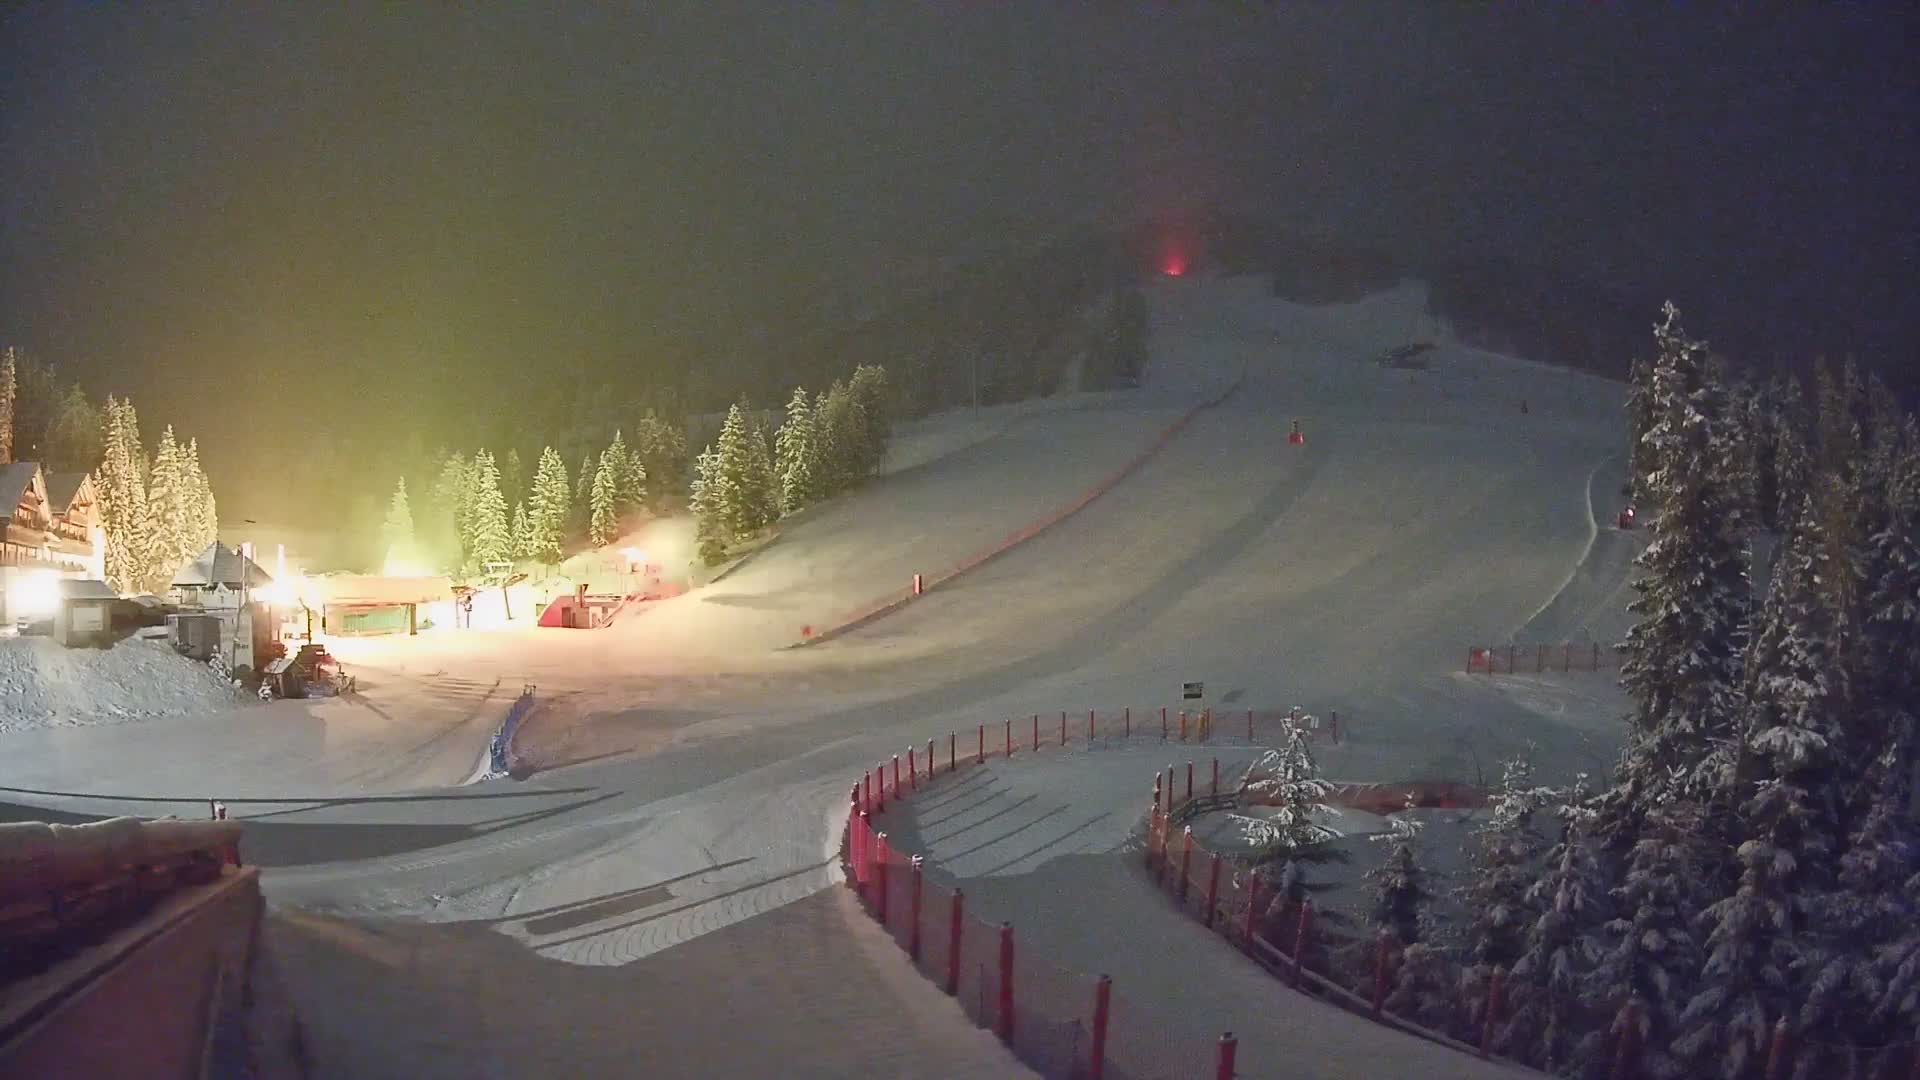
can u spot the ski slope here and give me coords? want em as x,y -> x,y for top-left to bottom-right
0,275 -> 1637,1077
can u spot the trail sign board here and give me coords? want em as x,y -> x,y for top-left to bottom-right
1182,681 -> 1204,701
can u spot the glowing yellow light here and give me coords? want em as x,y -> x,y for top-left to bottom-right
13,571 -> 62,617
257,581 -> 294,606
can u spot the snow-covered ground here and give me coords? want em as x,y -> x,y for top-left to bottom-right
0,274 -> 1638,1077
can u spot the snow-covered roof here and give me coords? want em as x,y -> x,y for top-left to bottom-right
312,574 -> 453,606
0,462 -> 42,512
171,542 -> 273,588
58,579 -> 119,601
43,472 -> 92,514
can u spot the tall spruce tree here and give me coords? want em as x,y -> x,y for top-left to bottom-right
1366,799 -> 1428,947
689,444 -> 730,565
465,450 -> 511,574
1626,354 -> 1658,504
630,410 -> 686,498
183,436 -> 217,555
526,446 -> 570,565
589,443 -> 620,547
510,501 -> 533,561
0,346 -> 16,464
1462,753 -> 1551,975
743,409 -> 779,529
776,386 -> 818,515
96,397 -> 152,594
1672,832 -> 1797,1080
1499,787 -> 1609,1071
1610,304 -> 1753,834
382,478 -> 417,570
144,426 -> 197,591
573,451 -> 595,538
1586,801 -> 1711,1080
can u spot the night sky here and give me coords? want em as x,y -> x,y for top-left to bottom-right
3,4 -> 1915,524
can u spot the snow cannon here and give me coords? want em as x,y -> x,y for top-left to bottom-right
1617,505 -> 1637,530
1287,420 -> 1305,446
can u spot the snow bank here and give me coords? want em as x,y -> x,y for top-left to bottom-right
0,636 -> 243,735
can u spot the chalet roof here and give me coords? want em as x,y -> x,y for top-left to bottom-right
171,542 -> 273,589
44,472 -> 90,513
58,579 -> 119,601
0,462 -> 41,511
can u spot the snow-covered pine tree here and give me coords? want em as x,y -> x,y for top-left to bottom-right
1739,497 -> 1847,878
1366,797 -> 1427,947
1672,830 -> 1798,1080
1626,354 -> 1658,504
776,386 -> 817,515
689,444 -> 729,565
1858,416 -> 1920,819
1609,304 -> 1752,837
143,425 -> 196,591
1384,943 -> 1468,1042
847,363 -> 892,478
1240,713 -> 1340,864
602,428 -> 645,515
1498,780 -> 1609,1072
525,446 -> 570,566
382,478 -> 417,570
1462,753 -> 1552,978
0,346 -> 16,464
510,501 -> 532,561
630,410 -> 686,498
96,397 -> 152,595
1586,800 -> 1712,1080
500,448 -> 525,510
568,445 -> 591,534
710,404 -> 762,539
743,411 -> 779,530
465,450 -> 511,575
812,381 -> 856,497
589,443 -> 620,548
183,437 -> 217,555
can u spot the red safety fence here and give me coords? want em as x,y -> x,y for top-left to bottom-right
1465,641 -> 1618,675
846,735 -> 1244,1079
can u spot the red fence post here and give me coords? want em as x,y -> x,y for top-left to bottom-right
1215,1032 -> 1238,1080
946,888 -> 965,995
1373,929 -> 1393,1019
1005,717 -> 1013,758
1179,826 -> 1195,901
1088,708 -> 1095,745
863,772 -> 872,815
1179,710 -> 1188,741
875,764 -> 886,812
1186,761 -> 1194,801
1211,758 -> 1220,797
1090,975 -> 1112,1080
1032,713 -> 1040,752
1291,900 -> 1314,987
1480,966 -> 1506,1057
927,737 -> 935,781
950,731 -> 957,773
978,723 -> 985,765
908,747 -> 917,790
1763,1017 -> 1790,1080
857,811 -> 873,902
1153,773 -> 1163,814
1244,876 -> 1262,944
1166,765 -> 1176,808
1161,706 -> 1168,740
1124,706 -> 1131,739
997,923 -> 1015,1043
1205,851 -> 1222,928
912,572 -> 923,596
1060,710 -> 1067,747
893,754 -> 901,794
909,855 -> 924,961
875,832 -> 891,923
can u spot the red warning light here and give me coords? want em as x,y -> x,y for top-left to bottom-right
1162,255 -> 1188,278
